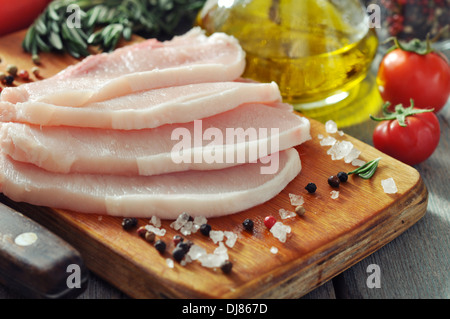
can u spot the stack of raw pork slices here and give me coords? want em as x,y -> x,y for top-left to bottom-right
0,28 -> 311,219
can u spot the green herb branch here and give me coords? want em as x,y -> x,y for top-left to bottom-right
23,0 -> 207,60
348,158 -> 381,179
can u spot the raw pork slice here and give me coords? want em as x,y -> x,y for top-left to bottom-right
0,149 -> 301,219
0,103 -> 310,175
0,28 -> 245,107
0,81 -> 281,129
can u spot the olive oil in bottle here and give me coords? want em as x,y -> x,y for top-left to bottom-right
197,0 -> 378,109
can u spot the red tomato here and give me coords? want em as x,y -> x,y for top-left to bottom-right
372,105 -> 440,166
377,48 -> 450,113
0,0 -> 53,36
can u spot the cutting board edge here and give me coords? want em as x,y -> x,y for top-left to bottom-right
0,173 -> 428,299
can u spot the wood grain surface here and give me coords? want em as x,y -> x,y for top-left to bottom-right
0,30 -> 429,299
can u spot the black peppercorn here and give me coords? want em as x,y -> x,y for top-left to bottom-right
328,175 -> 340,188
337,171 -> 348,182
242,218 -> 254,231
172,246 -> 186,262
200,223 -> 212,236
221,260 -> 233,274
177,240 -> 192,253
305,182 -> 317,193
4,75 -> 14,85
122,217 -> 138,230
154,239 -> 166,254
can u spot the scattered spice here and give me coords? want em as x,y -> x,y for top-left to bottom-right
305,182 -> 317,193
295,205 -> 306,216
121,217 -> 138,230
144,231 -> 155,243
264,215 -> 277,230
199,223 -> 212,236
172,246 -> 186,262
4,75 -> 14,85
337,172 -> 348,182
6,65 -> 18,76
136,226 -> 147,237
154,239 -> 166,254
242,218 -> 254,232
18,70 -> 30,81
32,54 -> 41,65
328,175 -> 340,188
177,240 -> 192,254
31,66 -> 40,78
220,260 -> 233,274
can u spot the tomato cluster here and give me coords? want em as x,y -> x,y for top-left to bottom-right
372,37 -> 447,166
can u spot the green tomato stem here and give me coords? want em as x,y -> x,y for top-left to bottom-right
370,99 -> 434,127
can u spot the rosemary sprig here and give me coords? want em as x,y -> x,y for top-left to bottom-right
22,0 -> 206,59
348,157 -> 381,179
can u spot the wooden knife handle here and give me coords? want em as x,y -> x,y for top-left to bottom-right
0,202 -> 89,298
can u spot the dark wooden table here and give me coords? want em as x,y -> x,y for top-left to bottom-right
0,54 -> 448,300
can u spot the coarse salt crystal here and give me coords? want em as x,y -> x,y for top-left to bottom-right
187,245 -> 207,260
330,190 -> 339,199
381,178 -> 398,194
170,212 -> 190,230
150,216 -> 161,228
270,246 -> 278,254
344,147 -> 361,163
198,253 -> 227,268
209,230 -> 224,244
270,222 -> 291,243
351,158 -> 366,166
338,130 -> 344,136
279,208 -> 296,219
327,140 -> 354,160
325,120 -> 338,133
320,136 -> 336,146
145,224 -> 166,237
224,231 -> 238,248
214,242 -> 229,259
180,221 -> 193,236
289,193 -> 304,206
318,134 -> 324,139
191,216 -> 207,233
166,258 -> 174,268
193,216 -> 207,226
198,242 -> 229,268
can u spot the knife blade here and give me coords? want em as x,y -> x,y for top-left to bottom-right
0,202 -> 89,298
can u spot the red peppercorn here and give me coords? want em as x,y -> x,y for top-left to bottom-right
136,226 -> 147,238
18,70 -> 29,81
264,216 -> 276,229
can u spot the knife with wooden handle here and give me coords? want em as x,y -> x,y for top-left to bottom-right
0,202 -> 89,298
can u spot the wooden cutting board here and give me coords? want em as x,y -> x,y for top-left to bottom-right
0,30 -> 427,299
